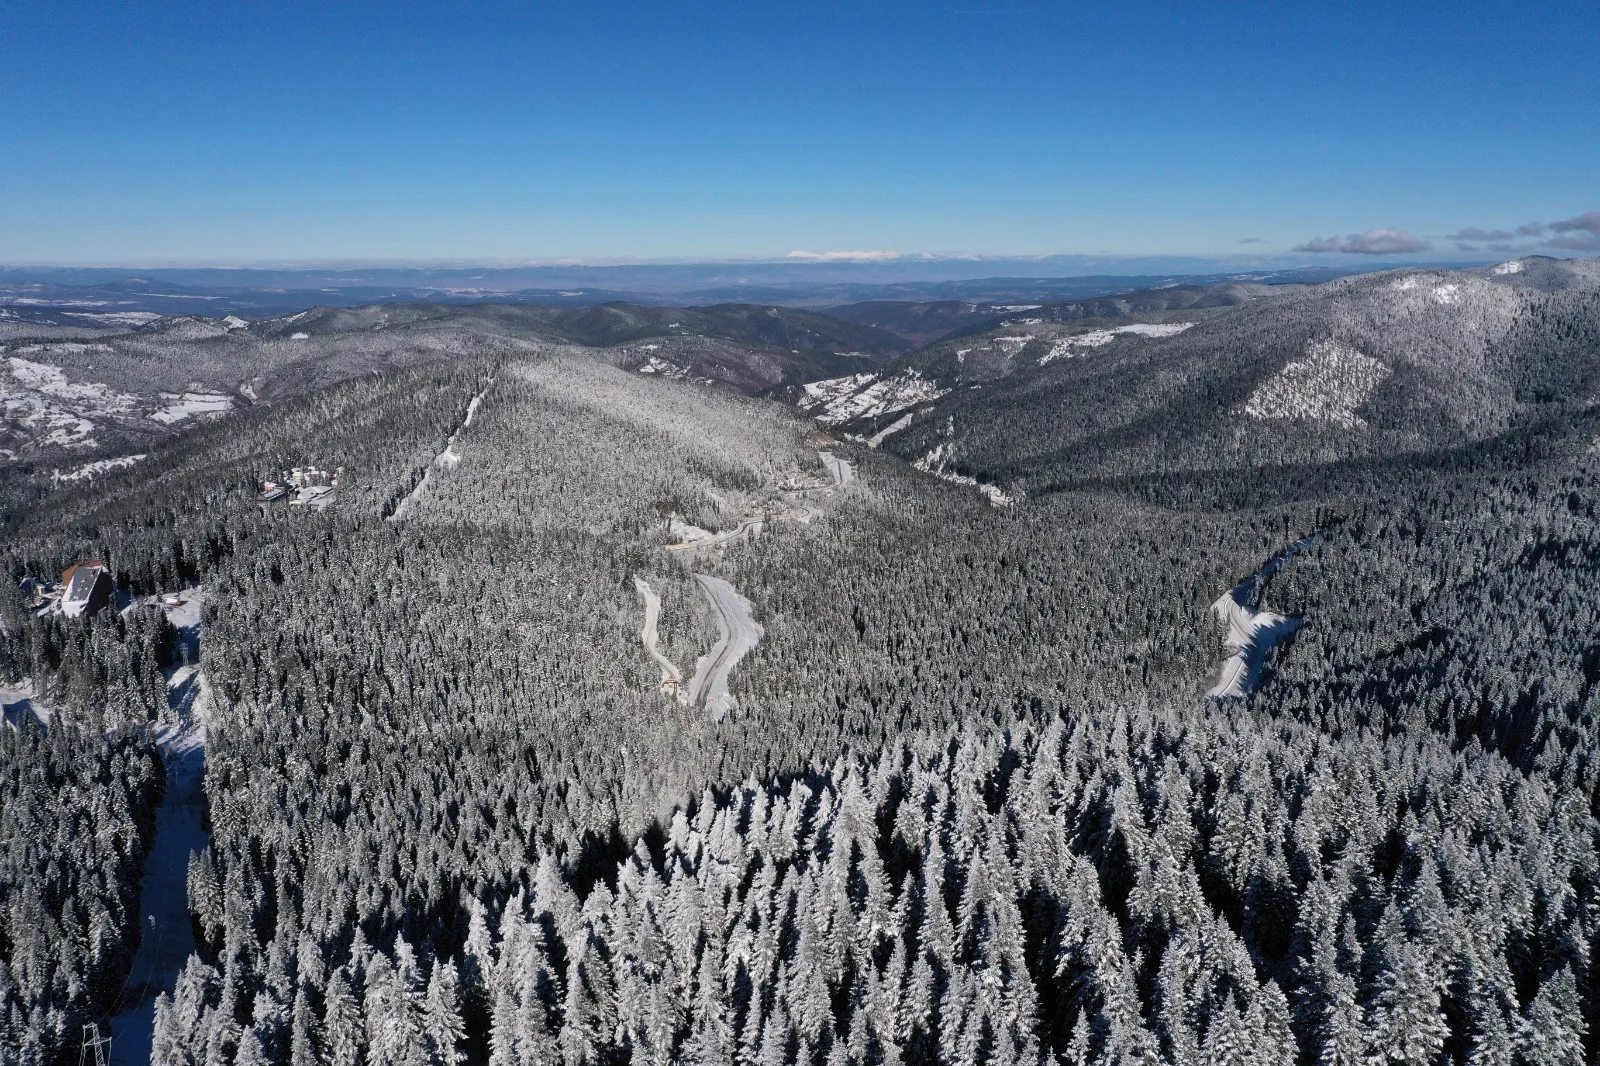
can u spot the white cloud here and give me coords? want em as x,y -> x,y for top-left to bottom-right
784,250 -> 902,262
1294,228 -> 1432,255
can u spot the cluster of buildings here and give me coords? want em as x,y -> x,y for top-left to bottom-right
257,466 -> 341,509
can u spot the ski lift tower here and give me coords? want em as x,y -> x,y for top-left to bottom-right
80,1024 -> 110,1066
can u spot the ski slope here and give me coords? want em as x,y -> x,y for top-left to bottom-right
108,589 -> 212,1066
388,382 -> 492,521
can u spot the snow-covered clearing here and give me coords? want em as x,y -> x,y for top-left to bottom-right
108,589 -> 211,1066
636,355 -> 690,379
1037,322 -> 1195,365
149,392 -> 233,425
62,311 -> 163,328
862,413 -> 912,448
0,681 -> 50,729
1493,259 -> 1525,275
1207,541 -> 1312,699
686,575 -> 763,723
55,453 -> 146,482
913,442 -> 1015,507
666,515 -> 764,553
819,450 -> 855,488
1244,339 -> 1390,430
633,578 -> 686,700
388,383 -> 492,522
290,332 -> 310,340
800,369 -> 949,424
2,355 -> 138,450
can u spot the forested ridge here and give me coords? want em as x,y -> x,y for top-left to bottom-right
2,261 -> 1599,1064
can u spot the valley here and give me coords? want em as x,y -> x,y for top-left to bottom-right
2,256 -> 1599,1066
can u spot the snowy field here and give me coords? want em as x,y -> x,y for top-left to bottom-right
388,383 -> 493,521
1244,339 -> 1391,429
54,453 -> 147,481
632,577 -> 685,699
914,441 -> 1015,507
1037,322 -> 1195,365
800,369 -> 949,424
1206,541 -> 1313,698
2,353 -> 138,451
149,392 -> 234,425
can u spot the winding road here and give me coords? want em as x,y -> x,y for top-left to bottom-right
685,575 -> 764,723
633,577 -> 685,699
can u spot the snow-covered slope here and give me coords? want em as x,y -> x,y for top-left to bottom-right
1244,339 -> 1391,430
799,369 -> 949,424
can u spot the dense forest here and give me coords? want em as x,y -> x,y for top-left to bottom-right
2,260 -> 1599,1064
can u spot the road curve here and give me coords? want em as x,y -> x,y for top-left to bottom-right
633,577 -> 685,698
685,575 -> 764,722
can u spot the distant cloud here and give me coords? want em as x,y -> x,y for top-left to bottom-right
785,250 -> 901,262
1440,214 -> 1598,253
1445,225 -> 1541,241
1294,228 -> 1433,255
1548,210 -> 1600,252
1236,237 -> 1266,245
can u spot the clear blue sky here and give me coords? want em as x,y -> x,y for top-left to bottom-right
3,0 -> 1596,263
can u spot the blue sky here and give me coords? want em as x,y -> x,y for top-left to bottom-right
2,0 -> 1596,264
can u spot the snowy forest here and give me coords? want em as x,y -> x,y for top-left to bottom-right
2,260 -> 1600,1065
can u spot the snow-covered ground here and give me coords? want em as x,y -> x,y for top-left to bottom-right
0,681 -> 50,729
666,515 -> 764,553
633,577 -> 686,700
61,311 -> 163,328
388,383 -> 492,522
149,392 -> 234,425
2,354 -> 138,451
54,453 -> 147,482
636,355 -> 690,379
800,369 -> 949,424
819,450 -> 855,488
686,575 -> 763,723
1206,541 -> 1312,699
1037,322 -> 1195,365
1244,339 -> 1390,430
864,412 -> 912,447
913,442 -> 1015,507
1493,259 -> 1525,275
108,589 -> 211,1066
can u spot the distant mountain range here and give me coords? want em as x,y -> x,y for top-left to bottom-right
0,259 -> 1468,316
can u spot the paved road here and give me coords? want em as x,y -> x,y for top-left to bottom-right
819,450 -> 855,488
633,577 -> 685,697
685,575 -> 763,722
